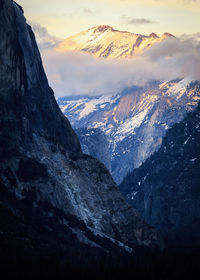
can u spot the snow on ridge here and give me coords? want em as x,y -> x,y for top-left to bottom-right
59,78 -> 199,142
166,78 -> 193,99
57,25 -> 170,59
61,94 -> 120,120
114,109 -> 149,142
79,102 -> 96,119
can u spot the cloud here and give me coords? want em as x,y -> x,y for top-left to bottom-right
40,35 -> 200,97
83,8 -> 94,15
121,15 -> 155,25
179,32 -> 200,41
29,22 -> 62,50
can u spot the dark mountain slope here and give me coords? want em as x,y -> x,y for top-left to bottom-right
75,127 -> 111,171
0,0 -> 162,272
120,102 -> 200,245
0,1 -> 81,160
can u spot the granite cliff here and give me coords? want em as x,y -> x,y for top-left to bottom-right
0,0 -> 160,267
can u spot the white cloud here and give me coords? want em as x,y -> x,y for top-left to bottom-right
40,35 -> 200,97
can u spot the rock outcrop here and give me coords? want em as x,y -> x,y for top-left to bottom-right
0,0 -> 160,260
75,127 -> 111,172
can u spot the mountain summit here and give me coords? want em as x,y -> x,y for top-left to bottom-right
56,25 -> 174,58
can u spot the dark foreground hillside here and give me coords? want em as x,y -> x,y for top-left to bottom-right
1,185 -> 200,280
1,199 -> 200,280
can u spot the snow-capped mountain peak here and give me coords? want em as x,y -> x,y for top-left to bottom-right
56,25 -> 174,58
58,80 -> 200,184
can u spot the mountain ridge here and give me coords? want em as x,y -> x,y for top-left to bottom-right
119,101 -> 200,246
56,24 -> 199,183
56,25 -> 175,59
59,79 -> 200,183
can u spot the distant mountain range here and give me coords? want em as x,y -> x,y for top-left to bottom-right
56,25 -> 174,58
56,25 -> 200,183
58,79 -> 200,184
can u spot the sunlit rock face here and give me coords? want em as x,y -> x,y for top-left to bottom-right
119,102 -> 200,246
56,25 -> 174,58
58,79 -> 200,184
0,0 -> 161,256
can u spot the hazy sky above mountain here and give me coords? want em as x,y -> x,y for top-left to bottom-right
17,0 -> 200,38
16,0 -> 200,97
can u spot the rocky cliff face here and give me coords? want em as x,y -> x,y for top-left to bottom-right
58,80 -> 200,184
0,0 -> 81,161
0,0 -> 160,259
119,102 -> 200,246
75,127 -> 111,172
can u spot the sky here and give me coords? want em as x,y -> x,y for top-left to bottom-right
16,0 -> 200,97
17,0 -> 200,38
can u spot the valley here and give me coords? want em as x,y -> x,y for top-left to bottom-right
59,79 -> 200,183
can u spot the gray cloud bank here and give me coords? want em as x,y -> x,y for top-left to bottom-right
121,15 -> 155,25
40,35 -> 200,97
30,22 -> 62,50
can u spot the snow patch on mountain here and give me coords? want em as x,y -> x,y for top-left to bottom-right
56,25 -> 173,59
58,79 -> 200,184
114,109 -> 149,143
60,94 -> 120,121
166,78 -> 193,99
